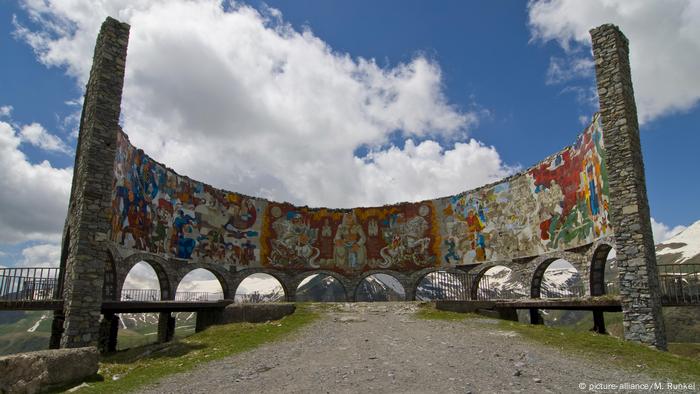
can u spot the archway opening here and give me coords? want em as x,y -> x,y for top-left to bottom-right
591,245 -> 618,297
173,268 -> 225,339
175,269 -> 224,301
117,261 -> 164,350
355,274 -> 405,302
235,273 -> 285,303
476,266 -> 523,300
589,245 -> 623,336
539,259 -> 583,299
416,272 -> 464,301
121,261 -> 161,301
296,274 -> 346,302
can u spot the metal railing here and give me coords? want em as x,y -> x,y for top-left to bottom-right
658,264 -> 700,305
175,291 -> 224,301
417,271 -> 475,301
234,291 -> 285,303
475,275 -> 526,300
121,289 -> 160,301
0,267 -> 62,302
540,282 -> 586,299
120,289 -> 225,302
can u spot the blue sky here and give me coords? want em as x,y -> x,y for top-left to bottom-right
0,0 -> 698,269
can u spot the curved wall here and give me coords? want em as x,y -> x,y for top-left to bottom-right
109,114 -> 610,276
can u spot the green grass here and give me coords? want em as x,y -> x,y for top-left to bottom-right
71,305 -> 319,393
416,305 -> 700,382
499,320 -> 700,381
668,342 -> 700,361
414,304 -> 481,321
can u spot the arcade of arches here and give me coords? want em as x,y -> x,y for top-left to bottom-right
58,18 -> 666,350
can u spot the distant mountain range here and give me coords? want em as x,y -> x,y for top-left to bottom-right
656,220 -> 700,265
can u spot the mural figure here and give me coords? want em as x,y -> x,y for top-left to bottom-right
109,114 -> 609,274
270,211 -> 320,268
379,213 -> 431,268
333,212 -> 367,269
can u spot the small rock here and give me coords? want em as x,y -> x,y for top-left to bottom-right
513,370 -> 522,377
67,382 -> 90,392
514,361 -> 526,368
534,378 -> 542,383
112,375 -> 121,381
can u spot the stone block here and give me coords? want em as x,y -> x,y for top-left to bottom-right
0,347 -> 98,394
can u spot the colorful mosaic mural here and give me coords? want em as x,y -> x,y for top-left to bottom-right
108,114 -> 609,274
436,113 -> 609,264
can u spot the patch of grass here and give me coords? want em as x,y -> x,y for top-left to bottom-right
498,320 -> 700,382
74,305 -> 319,393
668,342 -> 700,361
414,303 -> 481,321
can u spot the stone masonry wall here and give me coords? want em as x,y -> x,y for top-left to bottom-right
57,18 -> 130,348
590,24 -> 666,349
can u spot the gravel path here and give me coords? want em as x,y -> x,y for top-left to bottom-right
136,303 -> 661,393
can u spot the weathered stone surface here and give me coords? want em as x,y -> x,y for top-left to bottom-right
220,303 -> 296,324
590,24 -> 666,349
0,347 -> 98,394
54,17 -> 131,348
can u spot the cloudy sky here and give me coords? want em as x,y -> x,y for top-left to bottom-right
1,0 -> 698,278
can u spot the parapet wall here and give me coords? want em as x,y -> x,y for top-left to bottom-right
109,114 -> 610,277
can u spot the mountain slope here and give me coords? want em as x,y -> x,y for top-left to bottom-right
656,220 -> 700,265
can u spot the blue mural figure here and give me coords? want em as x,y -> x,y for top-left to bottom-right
173,210 -> 196,237
444,238 -> 460,264
587,164 -> 599,216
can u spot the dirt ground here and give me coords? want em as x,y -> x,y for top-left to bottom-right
136,303 -> 661,393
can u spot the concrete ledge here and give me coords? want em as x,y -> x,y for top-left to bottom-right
221,303 -> 296,324
435,300 -> 497,313
0,347 -> 98,394
435,300 -> 518,321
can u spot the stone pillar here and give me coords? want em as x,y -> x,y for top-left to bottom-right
157,312 -> 176,343
590,24 -> 666,349
98,312 -> 119,352
195,309 -> 223,333
529,308 -> 543,325
48,310 -> 64,349
59,17 -> 130,348
592,311 -> 607,334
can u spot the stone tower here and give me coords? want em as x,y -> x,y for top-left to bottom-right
52,17 -> 130,348
590,24 -> 666,349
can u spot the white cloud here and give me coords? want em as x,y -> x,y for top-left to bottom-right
17,243 -> 61,267
546,56 -> 594,85
528,0 -> 700,123
650,217 -> 686,244
122,261 -> 160,290
19,122 -> 71,153
14,0 -> 510,209
0,121 -> 72,243
0,106 -> 12,118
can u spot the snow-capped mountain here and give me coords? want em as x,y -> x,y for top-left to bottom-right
296,274 -> 345,302
656,220 -> 700,265
356,274 -> 405,301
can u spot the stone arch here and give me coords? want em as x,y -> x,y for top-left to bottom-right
353,270 -> 410,302
102,248 -> 118,301
291,270 -> 350,302
589,238 -> 616,296
410,267 -> 467,301
529,251 -> 586,298
173,266 -> 231,300
231,268 -> 291,302
469,262 -> 514,300
117,253 -> 174,300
